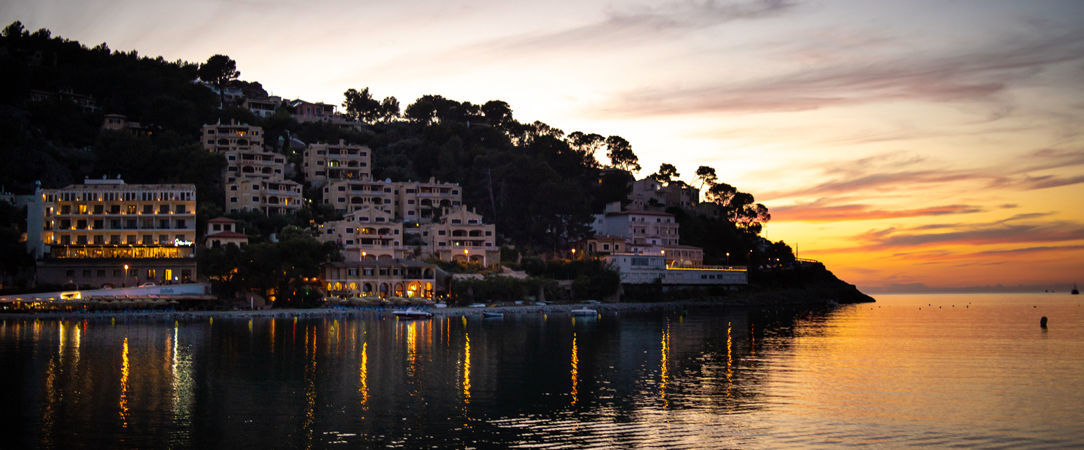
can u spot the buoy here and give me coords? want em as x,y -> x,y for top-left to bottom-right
1040,316 -> 1048,328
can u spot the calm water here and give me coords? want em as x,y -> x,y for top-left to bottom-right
2,293 -> 1083,448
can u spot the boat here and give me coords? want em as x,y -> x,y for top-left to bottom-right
392,307 -> 433,320
570,308 -> 598,317
1073,284 -> 1079,295
482,311 -> 504,319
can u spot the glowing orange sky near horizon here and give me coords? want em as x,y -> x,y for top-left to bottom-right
3,0 -> 1081,291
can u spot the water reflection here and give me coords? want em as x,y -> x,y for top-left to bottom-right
359,342 -> 369,407
660,320 -> 670,408
5,296 -> 1080,448
119,337 -> 129,428
462,331 -> 471,405
570,331 -> 578,407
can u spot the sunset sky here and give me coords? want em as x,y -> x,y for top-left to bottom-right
3,0 -> 1082,292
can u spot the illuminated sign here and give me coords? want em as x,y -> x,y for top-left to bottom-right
60,291 -> 82,300
173,238 -> 194,246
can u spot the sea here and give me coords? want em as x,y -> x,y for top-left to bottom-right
2,292 -> 1082,448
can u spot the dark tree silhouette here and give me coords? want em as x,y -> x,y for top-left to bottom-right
649,163 -> 680,184
197,54 -> 240,107
605,135 -> 640,173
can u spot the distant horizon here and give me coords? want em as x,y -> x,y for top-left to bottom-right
2,0 -> 1081,290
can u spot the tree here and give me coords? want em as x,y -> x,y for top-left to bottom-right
379,96 -> 400,122
197,54 -> 240,107
343,87 -> 381,123
695,165 -> 718,189
605,135 -> 640,173
481,100 -> 514,128
705,182 -> 770,233
649,163 -> 680,184
2,21 -> 25,39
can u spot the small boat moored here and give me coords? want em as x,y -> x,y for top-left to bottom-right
570,308 -> 598,317
392,307 -> 433,320
482,311 -> 504,319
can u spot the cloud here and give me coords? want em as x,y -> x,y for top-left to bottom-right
348,0 -> 800,81
857,220 -> 1084,249
772,201 -> 982,222
970,244 -> 1084,257
594,27 -> 1084,116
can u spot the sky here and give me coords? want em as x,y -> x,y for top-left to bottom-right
3,0 -> 1082,292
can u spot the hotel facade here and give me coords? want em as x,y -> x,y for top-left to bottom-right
27,178 -> 198,288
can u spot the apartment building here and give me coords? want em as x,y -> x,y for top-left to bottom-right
316,206 -> 409,262
630,178 -> 699,211
226,178 -> 303,215
201,120 -> 264,153
27,178 -> 197,287
394,178 -> 462,223
303,140 -> 372,186
202,121 -> 304,215
322,178 -> 462,223
589,202 -> 701,265
420,205 -> 499,266
322,180 -> 397,215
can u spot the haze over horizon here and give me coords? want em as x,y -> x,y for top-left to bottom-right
3,0 -> 1081,293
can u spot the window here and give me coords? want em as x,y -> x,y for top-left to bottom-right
176,204 -> 186,214
77,236 -> 87,244
110,205 -> 120,214
93,205 -> 104,214
127,205 -> 137,214
110,235 -> 120,244
159,205 -> 169,214
213,224 -> 221,231
76,219 -> 87,229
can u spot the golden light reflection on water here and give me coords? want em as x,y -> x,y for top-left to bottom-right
119,337 -> 129,428
660,320 -> 670,408
303,326 -> 317,450
170,324 -> 194,429
406,321 -> 417,378
462,331 -> 471,405
570,331 -> 579,407
73,322 -> 81,367
726,321 -> 733,399
359,342 -> 369,407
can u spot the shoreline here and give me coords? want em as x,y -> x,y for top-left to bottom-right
0,287 -> 871,322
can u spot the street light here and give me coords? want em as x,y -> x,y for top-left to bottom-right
571,248 -> 576,259
726,252 -> 730,265
123,264 -> 129,287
